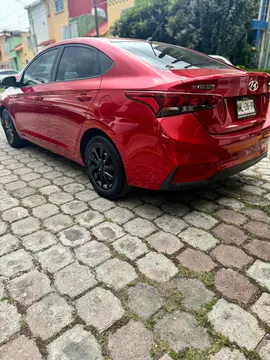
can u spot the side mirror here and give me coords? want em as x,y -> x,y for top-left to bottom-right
2,76 -> 19,89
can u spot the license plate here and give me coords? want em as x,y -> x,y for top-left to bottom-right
236,98 -> 256,119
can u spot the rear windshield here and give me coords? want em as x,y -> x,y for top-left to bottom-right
113,41 -> 231,70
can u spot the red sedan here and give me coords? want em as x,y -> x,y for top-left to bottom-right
1,38 -> 269,199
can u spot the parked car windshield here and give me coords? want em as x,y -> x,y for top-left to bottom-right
0,70 -> 18,74
113,41 -> 231,70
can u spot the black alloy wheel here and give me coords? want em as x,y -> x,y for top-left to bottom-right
85,135 -> 130,199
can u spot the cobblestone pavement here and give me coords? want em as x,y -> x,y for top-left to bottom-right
0,126 -> 270,360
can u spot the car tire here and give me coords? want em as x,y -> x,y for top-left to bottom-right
85,135 -> 130,199
1,109 -> 25,148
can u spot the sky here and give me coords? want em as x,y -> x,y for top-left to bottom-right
0,0 -> 34,31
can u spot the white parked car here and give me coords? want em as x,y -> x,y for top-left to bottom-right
209,55 -> 233,65
0,69 -> 19,86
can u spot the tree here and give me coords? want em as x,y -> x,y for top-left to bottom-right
111,0 -> 258,65
110,0 -> 172,43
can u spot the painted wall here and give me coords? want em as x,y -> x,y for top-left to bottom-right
21,33 -> 35,68
47,0 -> 69,42
0,35 -> 10,67
108,0 -> 134,28
68,0 -> 107,18
28,1 -> 49,53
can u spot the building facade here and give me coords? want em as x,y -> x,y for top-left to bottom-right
252,0 -> 270,68
108,0 -> 134,29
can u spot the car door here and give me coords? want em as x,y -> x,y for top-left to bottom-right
13,48 -> 59,147
41,44 -> 102,156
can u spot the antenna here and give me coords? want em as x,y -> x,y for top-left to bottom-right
147,22 -> 164,42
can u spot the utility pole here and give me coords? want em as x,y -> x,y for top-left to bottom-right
93,0 -> 99,37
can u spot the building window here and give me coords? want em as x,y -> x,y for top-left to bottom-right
61,25 -> 70,40
263,0 -> 270,21
54,0 -> 64,13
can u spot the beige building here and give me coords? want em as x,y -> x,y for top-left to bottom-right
108,0 -> 134,29
47,0 -> 69,43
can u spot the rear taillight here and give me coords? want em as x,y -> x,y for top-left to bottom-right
125,91 -> 222,117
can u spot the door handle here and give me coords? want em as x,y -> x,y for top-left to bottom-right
76,95 -> 92,102
34,96 -> 44,101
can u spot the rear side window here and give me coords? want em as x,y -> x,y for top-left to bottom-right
99,51 -> 114,73
56,46 -> 101,81
113,41 -> 231,70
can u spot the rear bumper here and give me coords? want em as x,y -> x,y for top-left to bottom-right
160,152 -> 267,190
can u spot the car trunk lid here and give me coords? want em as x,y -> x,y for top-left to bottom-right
167,69 -> 270,134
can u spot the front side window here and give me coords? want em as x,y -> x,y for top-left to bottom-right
113,41 -> 231,70
54,0 -> 64,13
56,46 -> 100,81
23,49 -> 58,86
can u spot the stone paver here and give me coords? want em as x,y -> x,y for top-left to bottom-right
92,221 -> 125,242
22,230 -> 56,252
76,210 -> 104,228
137,252 -> 178,282
211,245 -> 252,269
125,217 -> 157,237
32,203 -> 59,219
245,240 -> 270,261
173,278 -> 214,310
26,293 -> 73,340
54,262 -> 97,298
146,231 -> 184,254
251,293 -> 270,325
0,128 -> 269,359
210,348 -> 247,360
76,287 -> 124,332
38,245 -> 73,273
8,270 -> 52,306
127,283 -> 163,318
208,299 -> 265,350
0,336 -> 42,360
177,248 -> 216,272
244,221 -> 270,240
213,223 -> 247,245
108,320 -> 153,360
104,206 -> 134,224
113,234 -> 148,260
59,226 -> 90,247
215,269 -> 257,304
179,227 -> 218,251
75,240 -> 111,267
154,214 -> 186,235
247,260 -> 270,291
216,209 -> 247,225
11,217 -> 40,236
0,234 -> 19,256
47,325 -> 103,360
2,206 -> 28,222
44,214 -> 73,232
0,301 -> 21,343
155,311 -> 210,351
96,258 -> 138,290
258,339 -> 270,360
0,249 -> 33,277
183,211 -> 218,230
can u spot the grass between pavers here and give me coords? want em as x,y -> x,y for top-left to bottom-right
178,264 -> 216,291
